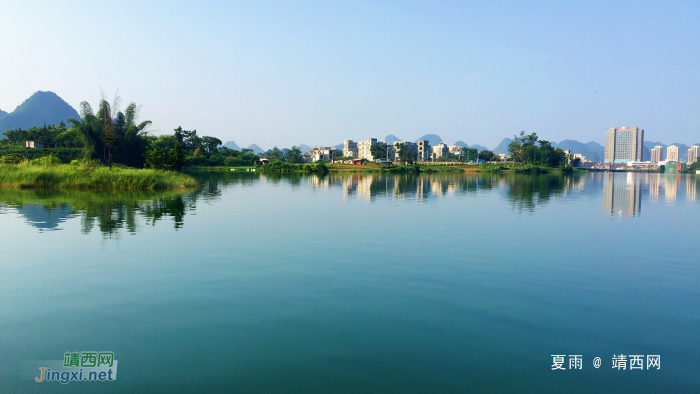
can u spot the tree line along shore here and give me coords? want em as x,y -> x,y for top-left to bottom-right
0,94 -> 599,190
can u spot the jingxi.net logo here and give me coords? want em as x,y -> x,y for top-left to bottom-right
21,351 -> 117,384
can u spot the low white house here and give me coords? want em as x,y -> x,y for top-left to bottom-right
431,143 -> 449,160
25,140 -> 44,149
310,147 -> 337,162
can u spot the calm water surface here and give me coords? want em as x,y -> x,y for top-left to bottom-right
0,172 -> 698,393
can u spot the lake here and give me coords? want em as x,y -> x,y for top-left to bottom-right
0,171 -> 698,393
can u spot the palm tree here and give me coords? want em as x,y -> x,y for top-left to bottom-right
69,93 -> 152,167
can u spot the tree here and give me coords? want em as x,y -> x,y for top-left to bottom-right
571,157 -> 582,167
174,127 -> 201,152
508,131 -> 538,163
266,148 -> 282,160
284,146 -> 304,163
97,99 -> 121,169
145,142 -> 186,171
67,94 -> 152,167
462,148 -> 478,162
370,143 -> 388,160
479,150 -> 495,161
201,136 -> 222,154
506,131 -> 566,167
395,142 -> 415,164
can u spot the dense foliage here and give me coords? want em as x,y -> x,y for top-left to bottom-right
259,160 -> 329,174
262,146 -> 305,163
507,131 -> 567,167
0,95 -> 266,171
370,143 -> 390,160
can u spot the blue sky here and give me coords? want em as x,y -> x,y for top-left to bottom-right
1,0 -> 698,149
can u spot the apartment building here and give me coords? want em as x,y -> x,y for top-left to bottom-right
310,147 -> 337,162
604,127 -> 644,163
358,138 -> 378,161
416,140 -> 431,160
666,145 -> 679,162
431,143 -> 449,160
688,145 -> 699,164
343,140 -> 359,157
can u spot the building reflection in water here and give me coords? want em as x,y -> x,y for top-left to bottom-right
649,174 -> 660,202
664,174 -> 678,204
603,173 -> 642,217
602,172 -> 698,217
334,173 -> 495,203
687,175 -> 697,202
2,171 -> 697,233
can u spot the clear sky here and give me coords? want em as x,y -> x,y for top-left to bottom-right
1,0 -> 698,149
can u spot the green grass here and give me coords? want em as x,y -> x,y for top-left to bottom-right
0,164 -> 197,189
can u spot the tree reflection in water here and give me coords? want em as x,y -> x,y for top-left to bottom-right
0,170 -> 614,236
0,171 -> 258,236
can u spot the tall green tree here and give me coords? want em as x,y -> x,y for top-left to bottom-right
284,146 -> 304,163
462,148 -> 478,162
370,143 -> 389,160
478,150 -> 495,161
395,143 -> 417,164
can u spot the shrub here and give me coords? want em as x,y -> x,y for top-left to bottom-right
0,153 -> 27,164
29,154 -> 61,167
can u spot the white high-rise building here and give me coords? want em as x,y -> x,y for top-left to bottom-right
416,140 -> 431,160
688,145 -> 699,164
343,140 -> 358,157
358,138 -> 378,161
650,146 -> 663,163
431,143 -> 449,160
604,127 -> 644,163
666,145 -> 679,162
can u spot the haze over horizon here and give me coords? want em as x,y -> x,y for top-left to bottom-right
1,0 -> 698,149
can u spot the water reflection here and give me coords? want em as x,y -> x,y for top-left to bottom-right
603,173 -> 642,217
331,172 -> 587,212
329,173 -> 499,202
0,189 -> 191,237
1,171 -> 697,233
602,172 -> 697,217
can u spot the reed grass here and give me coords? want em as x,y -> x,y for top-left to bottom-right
0,164 -> 197,189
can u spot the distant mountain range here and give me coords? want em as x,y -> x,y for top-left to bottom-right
222,141 -> 241,150
470,144 -> 490,152
415,134 -> 443,145
488,138 -> 605,162
644,141 -> 694,162
247,144 -> 265,154
384,134 -> 401,144
223,141 -> 313,154
0,91 -> 80,136
553,140 -> 605,163
492,138 -> 513,155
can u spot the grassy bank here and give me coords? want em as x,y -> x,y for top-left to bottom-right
0,164 -> 197,189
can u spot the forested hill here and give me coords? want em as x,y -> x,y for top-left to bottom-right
0,91 -> 80,136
